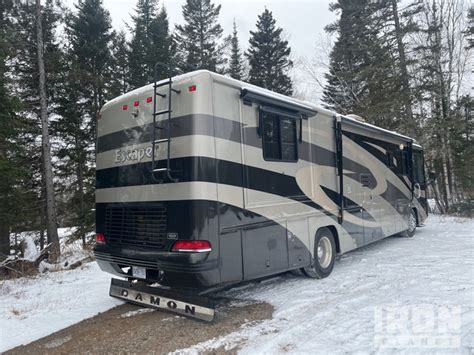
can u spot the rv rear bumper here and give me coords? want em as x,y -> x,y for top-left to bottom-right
94,246 -> 220,289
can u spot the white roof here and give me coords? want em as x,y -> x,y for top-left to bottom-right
103,69 -> 416,143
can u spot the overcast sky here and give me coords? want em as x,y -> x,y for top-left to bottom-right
63,0 -> 337,101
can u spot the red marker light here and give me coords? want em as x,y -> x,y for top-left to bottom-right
146,97 -> 153,103
188,85 -> 197,92
96,233 -> 106,245
122,104 -> 128,110
171,240 -> 212,252
134,100 -> 140,107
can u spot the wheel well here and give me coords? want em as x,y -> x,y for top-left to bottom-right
319,225 -> 341,254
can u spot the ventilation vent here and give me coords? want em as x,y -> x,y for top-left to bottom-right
105,205 -> 167,250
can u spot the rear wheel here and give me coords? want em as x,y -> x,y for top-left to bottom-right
302,227 -> 336,279
405,209 -> 417,238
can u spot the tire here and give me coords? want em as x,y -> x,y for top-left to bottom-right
301,227 -> 336,279
404,209 -> 417,238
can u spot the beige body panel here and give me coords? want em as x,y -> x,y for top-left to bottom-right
97,70 -> 427,257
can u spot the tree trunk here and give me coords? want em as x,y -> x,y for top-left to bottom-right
440,137 -> 452,210
75,139 -> 86,247
0,221 -> 10,262
390,0 -> 415,138
36,0 -> 60,262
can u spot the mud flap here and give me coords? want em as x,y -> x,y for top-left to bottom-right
109,278 -> 215,322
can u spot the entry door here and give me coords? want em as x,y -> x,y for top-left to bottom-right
342,177 -> 365,247
360,173 -> 383,244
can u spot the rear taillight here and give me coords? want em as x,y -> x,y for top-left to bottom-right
96,233 -> 106,244
171,240 -> 211,253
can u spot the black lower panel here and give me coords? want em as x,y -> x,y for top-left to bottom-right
242,224 -> 289,279
95,199 -> 311,290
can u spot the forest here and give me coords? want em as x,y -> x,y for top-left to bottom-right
0,0 -> 472,262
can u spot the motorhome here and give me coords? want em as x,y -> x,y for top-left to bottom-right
94,70 -> 428,320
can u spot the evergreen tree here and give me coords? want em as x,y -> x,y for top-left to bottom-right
227,19 -> 244,80
322,0 -> 397,129
0,1 -> 24,260
175,0 -> 225,73
451,95 -> 473,200
246,9 -> 293,95
67,0 -> 114,122
128,0 -> 172,87
10,0 -> 63,256
110,30 -> 130,96
468,6 -> 474,49
57,0 -> 115,245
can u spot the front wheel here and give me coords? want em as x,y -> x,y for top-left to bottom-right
302,227 -> 336,279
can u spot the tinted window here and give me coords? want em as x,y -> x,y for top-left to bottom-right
413,150 -> 425,185
262,111 -> 298,162
392,149 -> 409,175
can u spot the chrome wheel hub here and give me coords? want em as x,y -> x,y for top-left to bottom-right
317,236 -> 332,269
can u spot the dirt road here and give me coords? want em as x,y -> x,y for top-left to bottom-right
6,298 -> 273,354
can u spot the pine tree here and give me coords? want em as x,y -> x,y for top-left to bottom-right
227,19 -> 244,80
0,1 -> 23,260
150,6 -> 172,79
322,0 -> 396,129
57,0 -> 115,245
370,0 -> 423,137
246,9 -> 293,95
128,0 -> 172,87
175,0 -> 225,73
110,30 -> 130,96
11,0 -> 64,258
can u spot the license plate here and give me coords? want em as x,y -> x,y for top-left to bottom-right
132,266 -> 146,279
109,278 -> 215,322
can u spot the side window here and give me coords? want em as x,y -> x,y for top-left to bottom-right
262,110 -> 298,162
390,149 -> 409,175
413,150 -> 425,185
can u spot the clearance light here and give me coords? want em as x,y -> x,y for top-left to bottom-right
134,100 -> 140,107
122,104 -> 128,110
188,85 -> 197,92
146,97 -> 153,103
96,233 -> 106,244
171,240 -> 212,253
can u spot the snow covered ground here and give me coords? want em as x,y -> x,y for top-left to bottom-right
179,215 -> 474,354
1,215 -> 473,353
0,262 -> 122,352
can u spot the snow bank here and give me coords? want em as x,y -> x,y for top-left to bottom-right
9,227 -> 94,272
0,262 -> 122,352
178,215 -> 474,353
21,236 -> 40,262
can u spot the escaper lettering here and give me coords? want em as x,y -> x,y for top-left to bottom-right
167,301 -> 177,309
121,289 -> 128,297
150,296 -> 160,306
185,304 -> 196,315
135,293 -> 143,301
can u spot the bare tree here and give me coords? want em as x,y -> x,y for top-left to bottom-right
411,0 -> 472,211
36,0 -> 60,261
